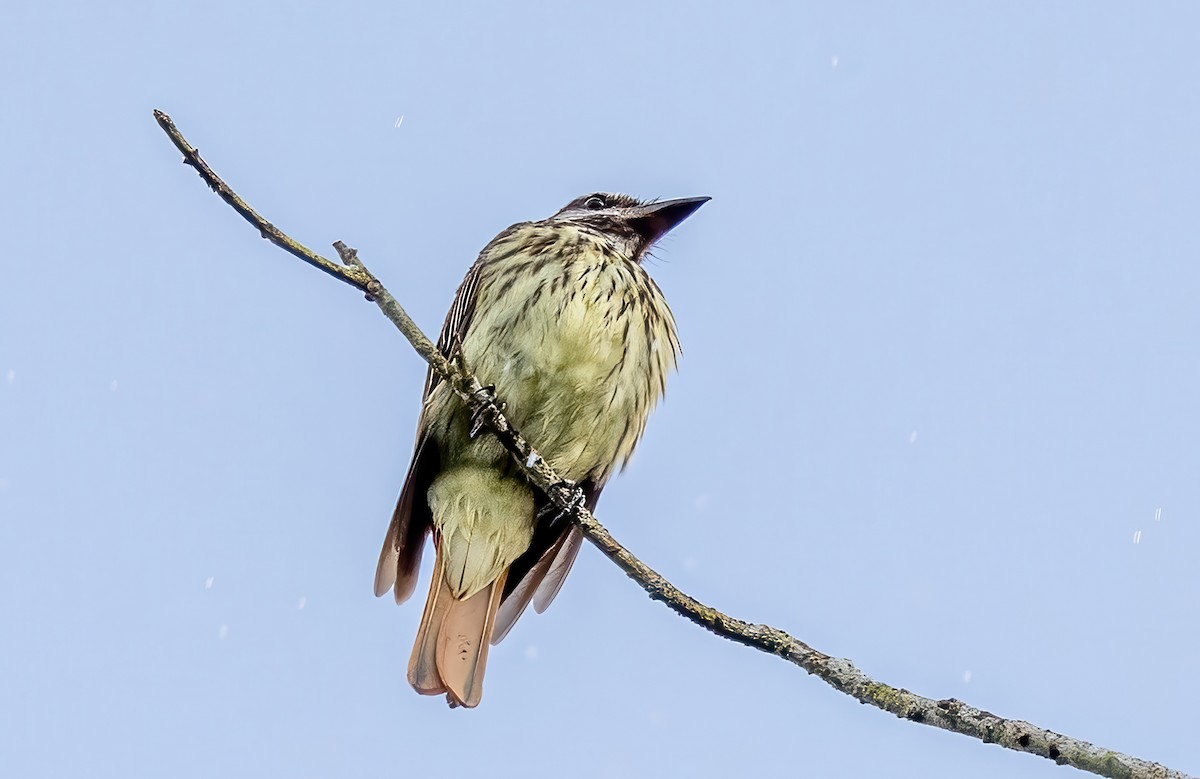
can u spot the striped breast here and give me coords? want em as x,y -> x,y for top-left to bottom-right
464,222 -> 679,485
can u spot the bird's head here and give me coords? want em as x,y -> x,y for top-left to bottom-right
550,192 -> 709,262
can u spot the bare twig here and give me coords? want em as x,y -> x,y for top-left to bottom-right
153,109 -> 1194,779
153,110 -> 373,293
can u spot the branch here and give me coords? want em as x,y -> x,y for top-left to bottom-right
153,109 -> 1194,779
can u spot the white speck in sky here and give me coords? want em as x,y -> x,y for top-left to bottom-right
109,379 -> 118,392
524,645 -> 539,660
831,55 -> 839,68
298,596 -> 307,610
205,577 -> 214,590
1132,530 -> 1142,545
1155,507 -> 1162,522
5,369 -> 13,384
693,494 -> 709,510
218,624 -> 229,639
963,671 -> 972,684
909,430 -> 918,444
682,556 -> 699,571
394,115 -> 405,128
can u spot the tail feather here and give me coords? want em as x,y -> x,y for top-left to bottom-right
407,547 -> 507,708
436,569 -> 507,708
407,551 -> 449,695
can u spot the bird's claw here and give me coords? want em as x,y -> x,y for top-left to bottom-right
537,480 -> 586,529
468,384 -> 504,439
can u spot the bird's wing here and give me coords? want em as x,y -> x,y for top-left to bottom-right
532,526 -> 583,614
423,249 -> 490,398
491,481 -> 600,643
373,432 -> 439,602
374,257 -> 488,602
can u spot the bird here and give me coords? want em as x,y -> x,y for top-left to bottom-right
374,191 -> 708,707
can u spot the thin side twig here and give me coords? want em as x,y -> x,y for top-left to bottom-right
153,110 -> 373,293
153,109 -> 1194,779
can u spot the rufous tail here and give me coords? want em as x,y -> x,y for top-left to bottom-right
407,549 -> 507,708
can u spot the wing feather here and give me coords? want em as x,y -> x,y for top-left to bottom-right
491,482 -> 601,641
376,251 -> 493,601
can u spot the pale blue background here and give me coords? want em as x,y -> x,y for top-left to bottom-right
1,2 -> 1197,777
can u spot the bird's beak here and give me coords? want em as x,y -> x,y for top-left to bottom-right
627,196 -> 710,244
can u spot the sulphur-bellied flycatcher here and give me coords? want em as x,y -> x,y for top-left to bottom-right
374,192 -> 708,707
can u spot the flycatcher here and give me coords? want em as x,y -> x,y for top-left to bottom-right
374,192 -> 708,707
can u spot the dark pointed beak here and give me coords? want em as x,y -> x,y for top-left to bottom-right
627,196 -> 710,244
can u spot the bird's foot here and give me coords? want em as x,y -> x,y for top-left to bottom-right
468,384 -> 505,439
537,480 -> 586,529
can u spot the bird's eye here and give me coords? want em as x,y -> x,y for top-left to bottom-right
584,195 -> 606,210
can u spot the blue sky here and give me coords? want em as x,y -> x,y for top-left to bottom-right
1,2 -> 1197,777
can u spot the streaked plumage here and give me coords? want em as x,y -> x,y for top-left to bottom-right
375,192 -> 707,707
